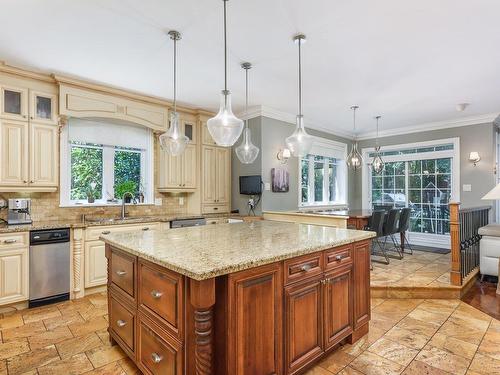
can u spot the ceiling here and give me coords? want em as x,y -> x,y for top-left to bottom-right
1,0 -> 499,137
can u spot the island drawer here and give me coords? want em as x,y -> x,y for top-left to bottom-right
284,252 -> 323,285
109,293 -> 135,353
87,222 -> 160,241
138,314 -> 183,375
324,244 -> 353,270
110,249 -> 136,300
201,203 -> 229,214
0,232 -> 28,249
138,261 -> 184,339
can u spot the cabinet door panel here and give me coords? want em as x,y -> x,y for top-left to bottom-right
85,240 -> 107,288
182,145 -> 197,189
324,266 -> 353,349
201,121 -> 216,145
202,146 -> 217,203
353,241 -> 371,329
0,119 -> 29,186
216,147 -> 230,203
1,86 -> 28,120
285,278 -> 323,374
159,150 -> 183,189
30,91 -> 57,124
228,263 -> 283,375
29,122 -> 58,186
0,247 -> 28,305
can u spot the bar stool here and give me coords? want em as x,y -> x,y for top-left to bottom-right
398,207 -> 413,254
365,210 -> 388,264
381,208 -> 403,260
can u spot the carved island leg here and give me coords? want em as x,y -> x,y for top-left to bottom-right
190,278 -> 216,375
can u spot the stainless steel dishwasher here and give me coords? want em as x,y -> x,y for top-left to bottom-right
29,228 -> 70,308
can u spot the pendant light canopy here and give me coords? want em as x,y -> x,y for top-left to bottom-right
372,115 -> 385,174
207,0 -> 244,147
235,62 -> 259,164
159,30 -> 189,156
285,34 -> 313,157
346,105 -> 363,171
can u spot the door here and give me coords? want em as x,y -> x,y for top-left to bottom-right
227,263 -> 283,375
1,85 -> 28,121
324,266 -> 353,349
353,241 -> 371,329
285,277 -> 324,375
30,91 -> 58,125
202,146 -> 217,203
0,247 -> 28,305
182,144 -> 197,189
216,147 -> 230,203
85,240 -> 108,288
159,150 -> 183,189
0,119 -> 29,186
29,122 -> 58,187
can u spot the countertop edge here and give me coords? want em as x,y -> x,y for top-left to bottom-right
100,230 -> 376,281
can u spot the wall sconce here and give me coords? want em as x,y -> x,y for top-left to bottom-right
277,148 -> 291,164
469,152 -> 481,166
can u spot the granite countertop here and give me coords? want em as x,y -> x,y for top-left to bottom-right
264,210 -> 373,219
100,220 -> 376,281
0,213 -> 232,233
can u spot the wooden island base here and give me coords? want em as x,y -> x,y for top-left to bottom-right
105,239 -> 371,375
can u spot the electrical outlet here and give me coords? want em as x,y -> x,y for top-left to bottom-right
155,198 -> 162,206
264,182 -> 271,191
0,199 -> 6,208
179,197 -> 184,206
463,184 -> 472,192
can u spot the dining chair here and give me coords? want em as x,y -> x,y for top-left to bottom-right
365,210 -> 388,264
381,208 -> 403,260
398,207 -> 413,254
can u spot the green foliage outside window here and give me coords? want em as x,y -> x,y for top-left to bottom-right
114,149 -> 141,198
70,145 -> 103,200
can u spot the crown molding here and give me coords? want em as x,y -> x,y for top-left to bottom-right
356,112 -> 500,140
239,105 -> 354,140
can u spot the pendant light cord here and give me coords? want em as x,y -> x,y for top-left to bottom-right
173,36 -> 177,113
223,0 -> 228,105
298,38 -> 302,116
375,116 -> 380,147
245,66 -> 249,128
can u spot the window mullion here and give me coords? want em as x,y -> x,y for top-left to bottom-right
308,156 -> 314,205
103,146 -> 114,201
323,159 -> 329,204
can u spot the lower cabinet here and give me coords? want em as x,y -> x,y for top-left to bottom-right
84,240 -> 107,288
285,277 -> 324,375
0,232 -> 29,306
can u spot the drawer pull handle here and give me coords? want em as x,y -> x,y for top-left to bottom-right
102,230 -> 111,235
116,319 -> 126,327
335,255 -> 343,261
115,270 -> 127,277
151,352 -> 163,363
300,264 -> 312,272
142,227 -> 150,231
150,290 -> 163,299
3,239 -> 17,244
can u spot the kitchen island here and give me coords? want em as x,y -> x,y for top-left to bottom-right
101,221 -> 375,375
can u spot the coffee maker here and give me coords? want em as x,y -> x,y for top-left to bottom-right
7,199 -> 32,225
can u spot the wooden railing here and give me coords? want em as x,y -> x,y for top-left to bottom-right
450,202 -> 491,286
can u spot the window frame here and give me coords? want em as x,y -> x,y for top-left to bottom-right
298,137 -> 348,208
59,122 -> 154,207
361,137 -> 460,248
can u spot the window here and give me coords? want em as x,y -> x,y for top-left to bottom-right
61,118 -> 153,206
299,137 -> 347,207
363,138 -> 459,245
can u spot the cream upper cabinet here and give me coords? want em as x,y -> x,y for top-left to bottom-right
201,145 -> 231,211
201,120 -> 217,146
30,91 -> 58,125
1,85 -> 28,121
0,232 -> 29,306
29,122 -> 58,187
0,119 -> 29,186
183,144 -> 197,189
59,84 -> 168,131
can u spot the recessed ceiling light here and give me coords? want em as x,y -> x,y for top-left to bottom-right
456,103 -> 470,112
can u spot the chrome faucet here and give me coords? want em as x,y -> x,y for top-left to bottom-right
121,192 -> 135,219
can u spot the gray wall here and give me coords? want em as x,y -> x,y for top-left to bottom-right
350,122 -> 497,212
231,117 -> 263,215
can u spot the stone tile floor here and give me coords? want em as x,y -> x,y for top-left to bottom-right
1,292 -> 499,375
371,249 -> 452,288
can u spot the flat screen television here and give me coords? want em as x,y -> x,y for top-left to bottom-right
239,175 -> 262,195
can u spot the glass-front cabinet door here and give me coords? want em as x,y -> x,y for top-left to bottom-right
30,91 -> 57,124
1,86 -> 28,120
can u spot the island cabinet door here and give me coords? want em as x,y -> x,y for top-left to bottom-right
323,265 -> 353,350
227,262 -> 283,375
284,277 -> 324,375
352,240 -> 371,329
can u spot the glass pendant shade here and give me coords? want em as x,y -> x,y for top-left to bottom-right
286,115 -> 313,158
347,141 -> 363,171
235,127 -> 259,164
372,147 -> 385,174
207,90 -> 244,147
159,111 -> 189,156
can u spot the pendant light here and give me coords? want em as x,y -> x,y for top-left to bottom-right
235,62 -> 259,164
346,105 -> 363,171
285,34 -> 313,157
159,30 -> 189,156
207,0 -> 244,147
372,115 -> 385,174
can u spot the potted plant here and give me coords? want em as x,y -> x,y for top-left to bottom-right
115,181 -> 138,203
87,182 -> 97,203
